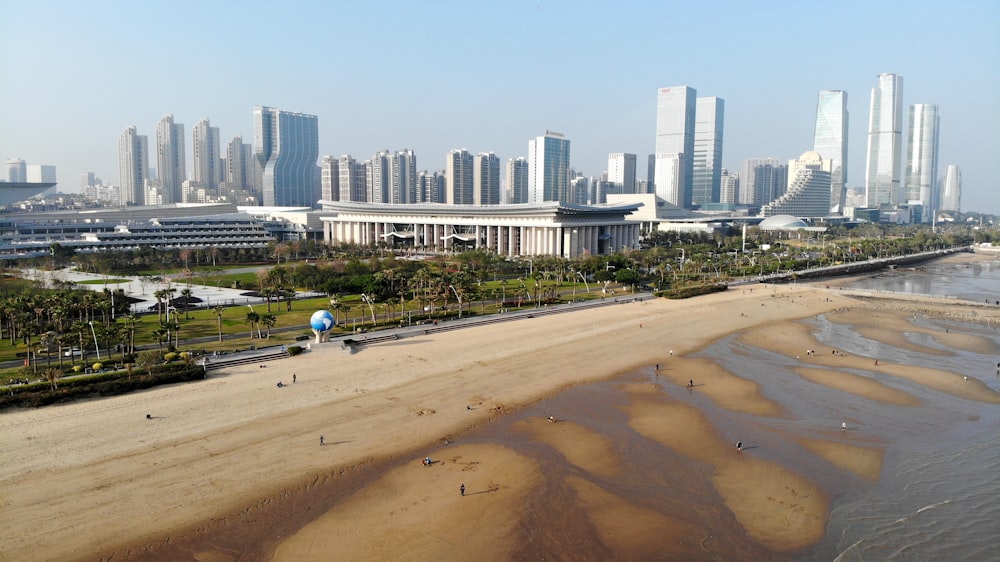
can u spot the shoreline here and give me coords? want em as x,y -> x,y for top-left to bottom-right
3,264 -> 999,560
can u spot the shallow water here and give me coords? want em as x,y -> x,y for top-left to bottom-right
845,257 -> 1000,304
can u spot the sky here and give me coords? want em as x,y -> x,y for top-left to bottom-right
2,0 -> 998,214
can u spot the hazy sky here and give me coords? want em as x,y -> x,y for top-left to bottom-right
2,0 -> 997,213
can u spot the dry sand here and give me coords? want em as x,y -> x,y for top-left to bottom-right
2,280 -> 998,560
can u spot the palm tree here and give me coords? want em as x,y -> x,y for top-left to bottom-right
214,306 -> 225,343
261,313 -> 277,338
152,326 -> 169,354
180,288 -> 193,319
43,367 -> 61,391
245,310 -> 261,339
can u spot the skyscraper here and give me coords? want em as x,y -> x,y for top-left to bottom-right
391,149 -> 417,204
527,131 -> 570,203
367,151 -> 391,204
156,114 -> 186,204
940,164 -> 961,212
446,149 -> 474,205
865,73 -> 904,208
254,106 -> 319,207
418,170 -> 445,204
338,155 -> 367,202
118,126 -> 148,205
904,104 -> 940,222
692,96 -> 724,206
5,158 -> 26,182
505,157 -> 529,204
224,136 -> 252,192
812,90 -> 849,213
740,158 -> 786,207
473,152 -> 501,205
654,86 -> 696,208
193,118 -> 221,191
607,153 -> 637,194
321,155 -> 339,201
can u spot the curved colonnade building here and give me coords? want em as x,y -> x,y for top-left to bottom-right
319,201 -> 642,258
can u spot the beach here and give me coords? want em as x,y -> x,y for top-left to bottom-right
2,270 -> 999,560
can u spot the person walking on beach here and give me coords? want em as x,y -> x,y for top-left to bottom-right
320,435 -> 324,446
688,379 -> 694,388
460,484 -> 465,496
841,422 -> 847,431
736,441 -> 742,452
293,373 -> 297,384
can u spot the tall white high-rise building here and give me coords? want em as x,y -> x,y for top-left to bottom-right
193,118 -> 221,191
720,169 -> 737,206
156,114 -> 186,204
390,149 -> 418,204
224,136 -> 253,191
607,153 -> 637,194
505,157 -> 529,204
940,164 -> 961,212
904,104 -> 940,222
338,155 -> 367,202
5,158 -> 26,182
654,86 -> 696,208
865,73 -> 904,208
473,152 -> 501,205
118,126 -> 148,205
418,170 -> 445,203
740,158 -> 786,207
321,155 -> 339,201
527,131 -> 570,203
26,164 -> 57,195
812,90 -> 849,213
692,96 -> 724,206
367,151 -> 391,204
446,149 -> 474,205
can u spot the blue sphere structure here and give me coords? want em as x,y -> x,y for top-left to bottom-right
310,310 -> 335,332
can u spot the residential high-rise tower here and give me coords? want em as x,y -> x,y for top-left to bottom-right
446,149 -> 474,205
474,152 -> 501,205
193,118 -> 221,191
156,114 -> 185,204
505,157 -> 528,204
118,126 -> 149,205
607,153 -> 637,194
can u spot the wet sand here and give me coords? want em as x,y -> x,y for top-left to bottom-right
3,281 -> 1000,561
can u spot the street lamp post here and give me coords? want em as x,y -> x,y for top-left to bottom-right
448,285 -> 462,319
88,321 -> 101,361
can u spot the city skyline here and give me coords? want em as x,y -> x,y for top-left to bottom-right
1,1 -> 997,214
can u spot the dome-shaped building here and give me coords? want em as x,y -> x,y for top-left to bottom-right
758,214 -> 809,230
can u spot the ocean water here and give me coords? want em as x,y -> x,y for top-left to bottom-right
844,255 -> 1000,304
702,307 -> 1000,561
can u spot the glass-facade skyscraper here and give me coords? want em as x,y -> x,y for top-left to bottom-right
941,164 -> 961,212
692,96 -> 724,207
904,104 -> 940,222
654,86 -> 696,208
812,90 -> 848,213
865,73 -> 904,208
254,106 -> 319,207
527,131 -> 570,203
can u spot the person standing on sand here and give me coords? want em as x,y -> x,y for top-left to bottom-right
293,373 -> 296,383
842,422 -> 847,431
460,484 -> 465,496
320,435 -> 324,446
736,441 -> 742,451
